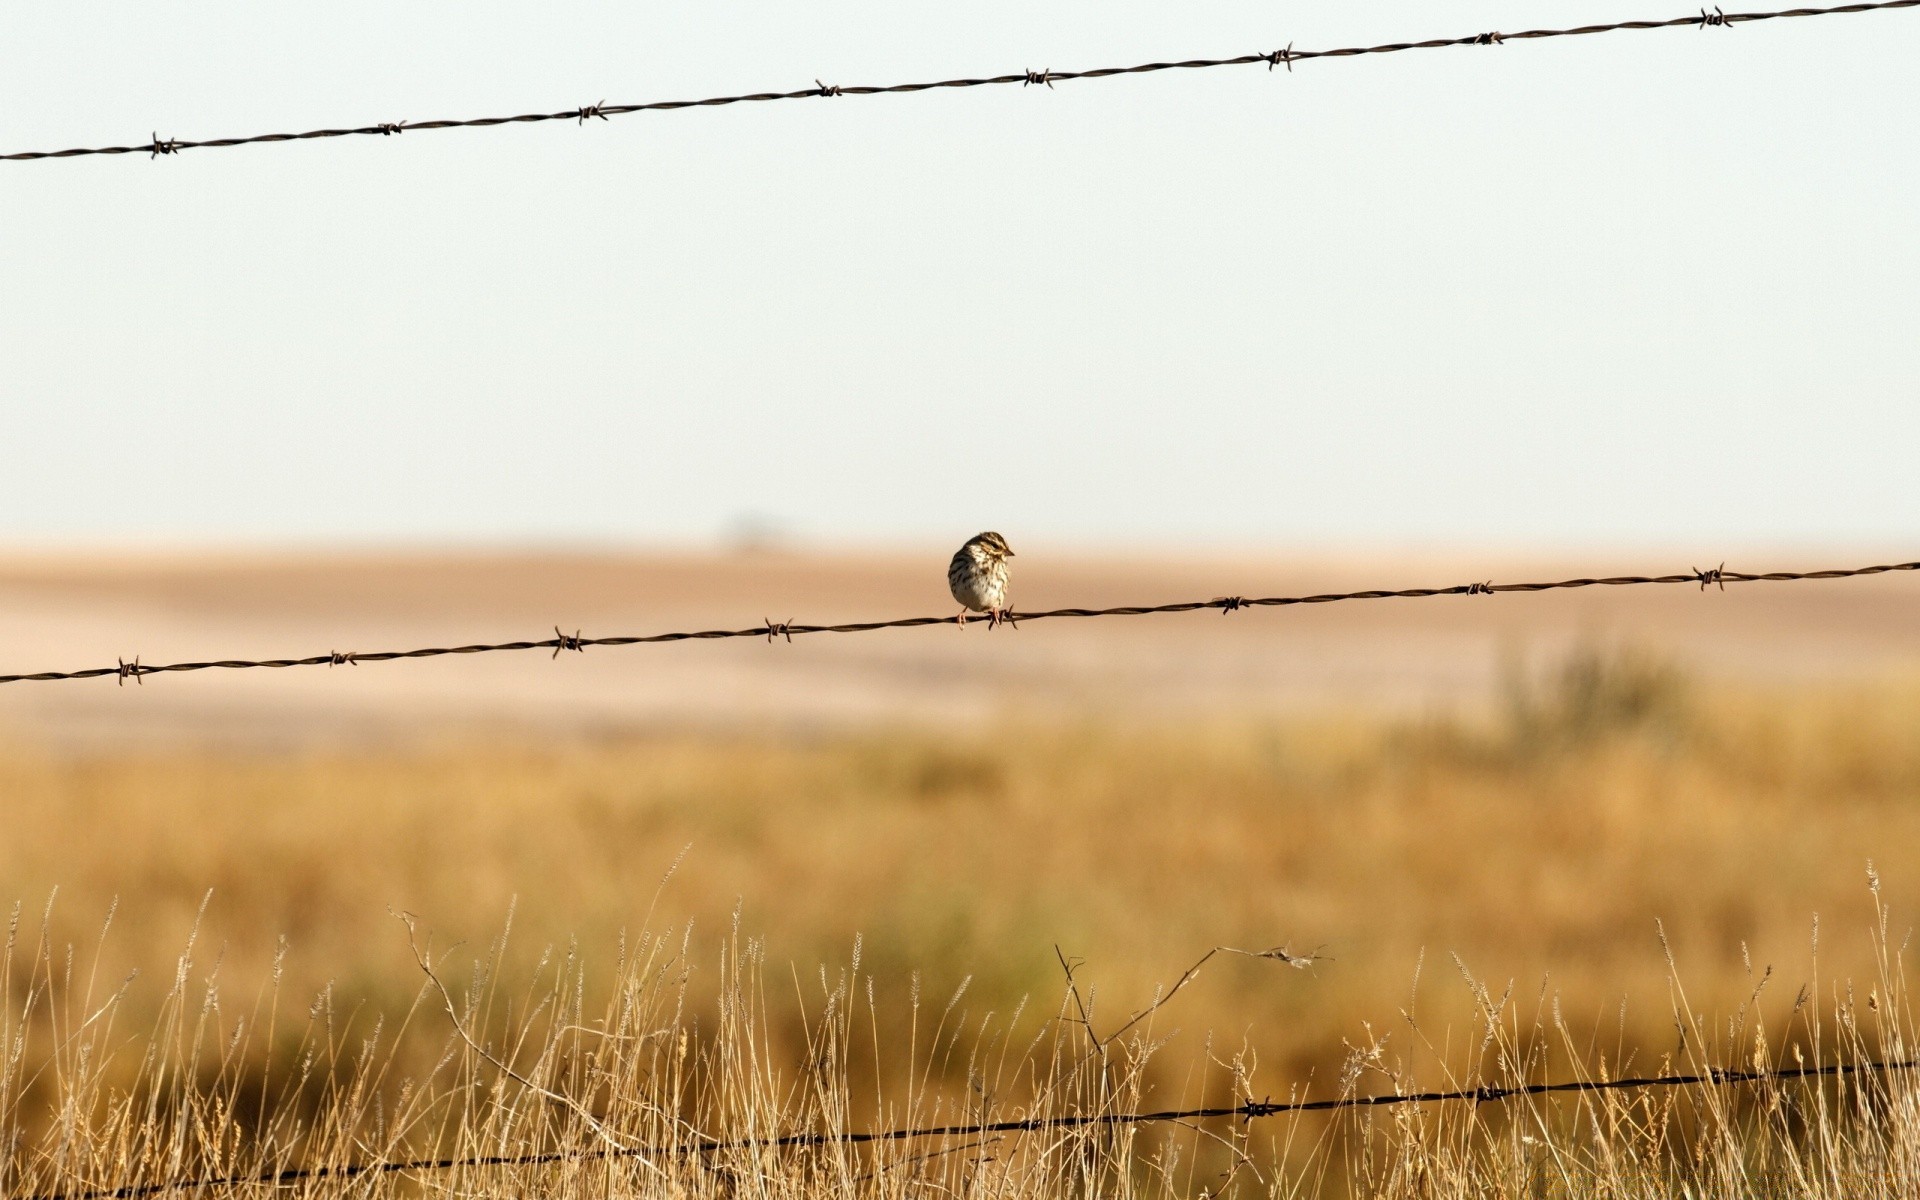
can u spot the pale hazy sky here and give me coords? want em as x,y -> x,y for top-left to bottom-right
2,2 -> 1915,549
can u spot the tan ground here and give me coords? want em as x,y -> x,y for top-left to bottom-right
4,547 -> 1920,1195
0,546 -> 1914,745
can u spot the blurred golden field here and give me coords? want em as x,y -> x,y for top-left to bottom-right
3,550 -> 1919,1196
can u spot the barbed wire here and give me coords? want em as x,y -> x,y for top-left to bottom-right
4,1 -> 1916,164
34,1055 -> 1919,1200
2,556 -> 1913,688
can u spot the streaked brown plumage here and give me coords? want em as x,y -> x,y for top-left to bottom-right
947,531 -> 1015,628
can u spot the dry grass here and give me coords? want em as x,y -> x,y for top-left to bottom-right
5,650 -> 1920,1196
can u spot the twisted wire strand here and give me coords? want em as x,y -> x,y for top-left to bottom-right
2,557 -> 1914,686
4,0 -> 1916,163
34,1056 -> 1920,1200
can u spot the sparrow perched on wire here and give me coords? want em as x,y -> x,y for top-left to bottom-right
948,531 -> 1015,628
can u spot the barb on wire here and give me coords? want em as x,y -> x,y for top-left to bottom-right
3,0 -> 1916,163
551,626 -> 586,658
0,556 -> 1912,688
30,1055 -> 1920,1200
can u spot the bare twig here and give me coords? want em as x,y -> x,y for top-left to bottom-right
398,914 -> 665,1177
1101,945 -> 1329,1053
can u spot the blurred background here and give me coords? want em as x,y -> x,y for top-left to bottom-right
1,0 -> 1917,1128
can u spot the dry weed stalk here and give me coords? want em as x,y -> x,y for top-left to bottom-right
1,876 -> 1918,1198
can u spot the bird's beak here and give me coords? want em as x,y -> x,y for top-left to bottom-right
1005,549 -> 1016,557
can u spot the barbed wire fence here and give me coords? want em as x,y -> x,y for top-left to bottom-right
4,0 -> 1917,164
3,556 -> 1913,688
4,2 -> 1915,1196
32,1055 -> 1920,1200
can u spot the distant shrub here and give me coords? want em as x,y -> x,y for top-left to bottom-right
1500,644 -> 1693,754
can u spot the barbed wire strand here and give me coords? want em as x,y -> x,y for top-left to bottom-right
33,1056 -> 1919,1200
1,557 -> 1913,688
4,0 -> 1917,163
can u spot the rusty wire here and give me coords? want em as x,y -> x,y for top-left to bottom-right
3,0 -> 1916,163
0,556 -> 1913,687
32,1055 -> 1920,1200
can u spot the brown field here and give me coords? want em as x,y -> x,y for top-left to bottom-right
2,549 -> 1919,1197
2,545 -> 1917,743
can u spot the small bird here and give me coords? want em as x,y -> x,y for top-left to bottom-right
948,531 -> 1015,628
